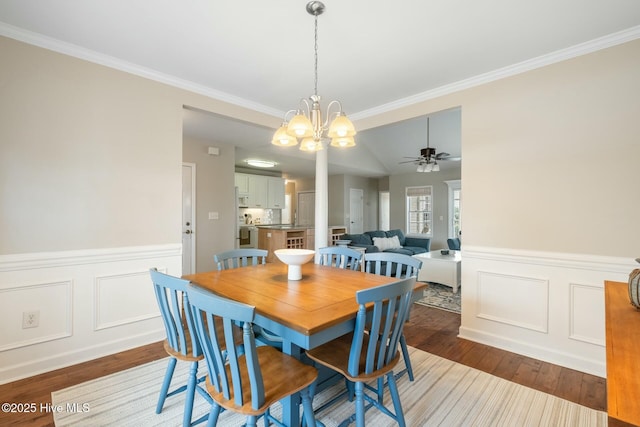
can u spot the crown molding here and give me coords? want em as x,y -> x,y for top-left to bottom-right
2,21 -> 638,121
350,25 -> 640,121
0,22 -> 284,118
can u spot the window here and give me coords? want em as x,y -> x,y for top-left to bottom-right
406,186 -> 432,235
445,180 -> 461,238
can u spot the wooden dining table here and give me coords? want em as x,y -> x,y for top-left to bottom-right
184,261 -> 426,426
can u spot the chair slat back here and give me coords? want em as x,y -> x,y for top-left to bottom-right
348,277 -> 416,376
214,249 -> 268,271
364,252 -> 422,278
150,268 -> 201,357
187,283 -> 265,410
318,246 -> 363,271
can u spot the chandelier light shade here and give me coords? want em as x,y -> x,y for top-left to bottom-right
271,1 -> 356,152
299,137 -> 324,152
272,123 -> 298,146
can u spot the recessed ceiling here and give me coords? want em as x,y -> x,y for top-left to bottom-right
2,1 -> 638,178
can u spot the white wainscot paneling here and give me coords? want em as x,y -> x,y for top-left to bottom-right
460,246 -> 635,377
95,271 -> 160,330
570,282 -> 605,346
477,271 -> 549,333
0,280 -> 72,351
0,244 -> 181,384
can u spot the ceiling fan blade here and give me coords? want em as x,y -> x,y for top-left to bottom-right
438,156 -> 461,161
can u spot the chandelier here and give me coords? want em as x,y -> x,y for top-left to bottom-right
271,1 -> 356,152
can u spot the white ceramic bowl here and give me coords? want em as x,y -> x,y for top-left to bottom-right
274,249 -> 315,280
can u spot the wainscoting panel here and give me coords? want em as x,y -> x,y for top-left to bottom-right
477,271 -> 549,333
569,282 -> 605,346
460,246 -> 635,377
95,271 -> 160,331
0,244 -> 181,384
0,280 -> 72,351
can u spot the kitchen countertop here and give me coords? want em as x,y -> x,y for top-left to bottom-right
256,224 -> 346,230
256,224 -> 311,230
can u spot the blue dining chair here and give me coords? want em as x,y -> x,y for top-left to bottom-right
318,246 -> 363,271
149,268 -> 212,427
214,248 -> 281,347
363,252 -> 422,383
305,277 -> 416,427
214,249 -> 267,270
186,283 -> 318,427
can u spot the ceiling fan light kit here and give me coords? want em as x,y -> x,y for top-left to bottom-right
400,116 -> 460,173
271,1 -> 356,152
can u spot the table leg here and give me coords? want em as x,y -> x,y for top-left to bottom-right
282,339 -> 302,426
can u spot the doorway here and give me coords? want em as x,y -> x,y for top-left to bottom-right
182,163 -> 196,275
297,191 -> 315,226
349,188 -> 364,234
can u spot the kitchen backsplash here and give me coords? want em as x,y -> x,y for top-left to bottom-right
238,208 -> 282,225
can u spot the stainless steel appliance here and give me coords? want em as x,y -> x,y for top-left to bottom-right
239,225 -> 258,248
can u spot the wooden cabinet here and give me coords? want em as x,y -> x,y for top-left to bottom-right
605,280 -> 640,426
259,226 -> 347,259
258,227 -> 307,263
306,228 -> 315,250
329,226 -> 347,245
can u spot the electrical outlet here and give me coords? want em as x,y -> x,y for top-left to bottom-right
22,310 -> 40,329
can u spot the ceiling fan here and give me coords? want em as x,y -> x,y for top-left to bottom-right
399,117 -> 460,172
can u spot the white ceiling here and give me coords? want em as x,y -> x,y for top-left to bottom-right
2,1 -> 639,178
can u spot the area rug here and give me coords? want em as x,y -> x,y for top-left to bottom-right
51,347 -> 606,426
415,282 -> 461,313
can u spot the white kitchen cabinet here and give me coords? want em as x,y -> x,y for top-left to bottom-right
267,177 -> 285,209
235,173 -> 250,194
235,173 -> 285,209
248,175 -> 268,208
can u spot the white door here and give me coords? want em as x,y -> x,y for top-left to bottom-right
349,188 -> 364,234
182,163 -> 196,275
297,191 -> 315,226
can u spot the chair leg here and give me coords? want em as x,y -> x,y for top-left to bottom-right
354,381 -> 365,427
300,386 -> 317,427
206,404 -> 221,427
183,361 -> 199,427
156,357 -> 177,413
386,373 -> 406,427
400,335 -> 414,381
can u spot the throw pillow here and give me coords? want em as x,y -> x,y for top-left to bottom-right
373,236 -> 402,251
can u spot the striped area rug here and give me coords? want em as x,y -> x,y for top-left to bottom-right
51,347 -> 606,426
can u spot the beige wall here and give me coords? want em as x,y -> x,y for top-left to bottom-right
0,36 -> 277,256
460,41 -> 640,257
0,37 -> 182,254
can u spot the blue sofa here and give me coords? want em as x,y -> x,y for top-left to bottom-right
340,229 -> 431,255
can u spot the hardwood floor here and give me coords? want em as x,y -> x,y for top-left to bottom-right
0,304 -> 607,426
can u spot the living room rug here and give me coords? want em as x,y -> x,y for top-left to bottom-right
415,282 -> 461,313
51,347 -> 605,426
